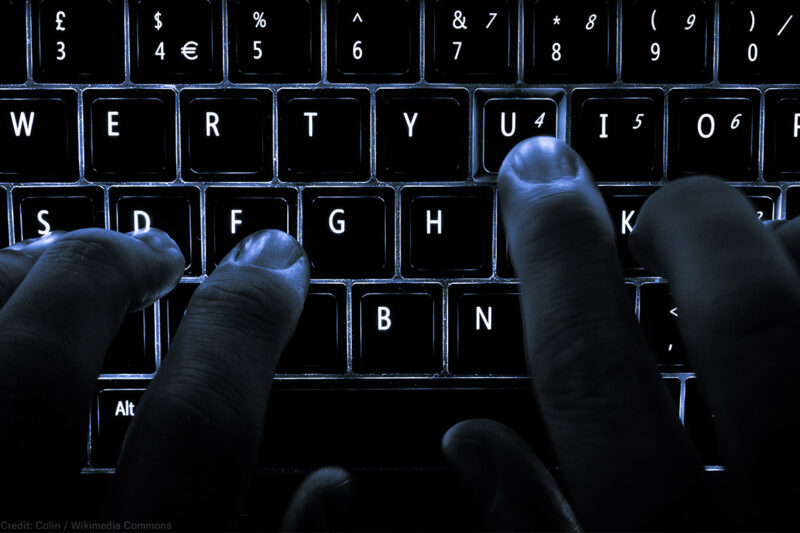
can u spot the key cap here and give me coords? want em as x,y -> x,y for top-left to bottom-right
572,90 -> 664,180
449,284 -> 524,375
85,90 -> 176,181
352,284 -> 442,373
301,187 -> 394,278
102,307 -> 156,374
0,1 -> 27,83
0,190 -> 8,248
621,0 -> 712,82
206,187 -> 296,268
328,0 -> 419,82
669,90 -> 759,179
33,0 -> 125,83
720,1 -> 800,82
0,91 -> 78,181
496,222 -> 514,278
401,187 -> 493,277
110,187 -> 201,275
784,187 -> 800,219
524,0 -> 615,82
12,186 -> 104,241
640,284 -> 688,367
261,384 -> 548,468
376,89 -> 469,180
278,89 -> 370,180
280,284 -> 347,373
229,0 -> 321,82
181,90 -> 273,179
738,186 -> 778,221
426,0 -> 516,82
600,186 -> 657,272
480,94 -> 558,174
131,0 -> 223,82
664,377 -> 681,412
160,282 -> 199,356
684,378 -> 721,465
93,389 -> 144,467
765,89 -> 800,180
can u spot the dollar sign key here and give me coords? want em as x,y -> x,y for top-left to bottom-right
154,11 -> 162,31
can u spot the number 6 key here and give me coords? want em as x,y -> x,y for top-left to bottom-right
669,90 -> 760,180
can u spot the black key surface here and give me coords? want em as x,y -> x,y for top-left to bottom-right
720,1 -> 800,82
664,377 -> 681,412
12,186 -> 104,241
376,89 -> 469,180
669,90 -> 759,179
302,187 -> 394,278
0,190 -> 8,248
480,95 -> 558,174
684,378 -> 721,465
640,284 -> 687,367
102,307 -> 156,374
739,187 -> 778,221
328,0 -> 418,82
206,187 -> 296,268
496,221 -> 514,278
427,0 -> 515,82
181,90 -> 273,179
572,90 -> 664,180
280,284 -> 347,374
131,0 -> 223,82
85,90 -> 176,180
0,91 -> 78,181
525,0 -> 615,82
601,186 -> 656,272
621,0 -> 712,82
0,1 -> 27,83
94,389 -> 144,467
111,187 -> 201,275
260,384 -> 548,467
229,0 -> 320,82
449,284 -> 524,375
352,284 -> 442,373
401,186 -> 493,277
160,282 -> 199,356
765,90 -> 800,180
278,90 -> 369,180
33,0 -> 125,83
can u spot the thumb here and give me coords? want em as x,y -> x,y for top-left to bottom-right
281,467 -> 358,532
442,419 -> 581,532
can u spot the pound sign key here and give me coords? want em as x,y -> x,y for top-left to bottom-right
55,10 -> 66,31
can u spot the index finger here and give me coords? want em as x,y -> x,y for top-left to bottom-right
499,137 -> 706,529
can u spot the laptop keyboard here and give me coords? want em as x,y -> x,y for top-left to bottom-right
2,0 -> 797,485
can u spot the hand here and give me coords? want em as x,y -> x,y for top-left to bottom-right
0,227 -> 354,530
442,137 -> 800,531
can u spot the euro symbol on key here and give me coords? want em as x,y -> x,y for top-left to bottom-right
181,41 -> 199,61
452,10 -> 467,30
55,11 -> 66,31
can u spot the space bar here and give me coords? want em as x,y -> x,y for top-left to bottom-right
259,384 -> 550,468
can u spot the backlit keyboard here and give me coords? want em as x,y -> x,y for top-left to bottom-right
2,0 -> 798,525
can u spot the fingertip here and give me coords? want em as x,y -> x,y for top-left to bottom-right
499,136 -> 583,186
282,466 -> 358,532
628,176 -> 731,271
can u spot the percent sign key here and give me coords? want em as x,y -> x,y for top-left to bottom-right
231,0 -> 320,81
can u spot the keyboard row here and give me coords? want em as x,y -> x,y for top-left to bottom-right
2,0 -> 800,83
90,376 -> 720,469
5,88 -> 800,181
93,279 -> 705,377
0,184 -> 788,277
